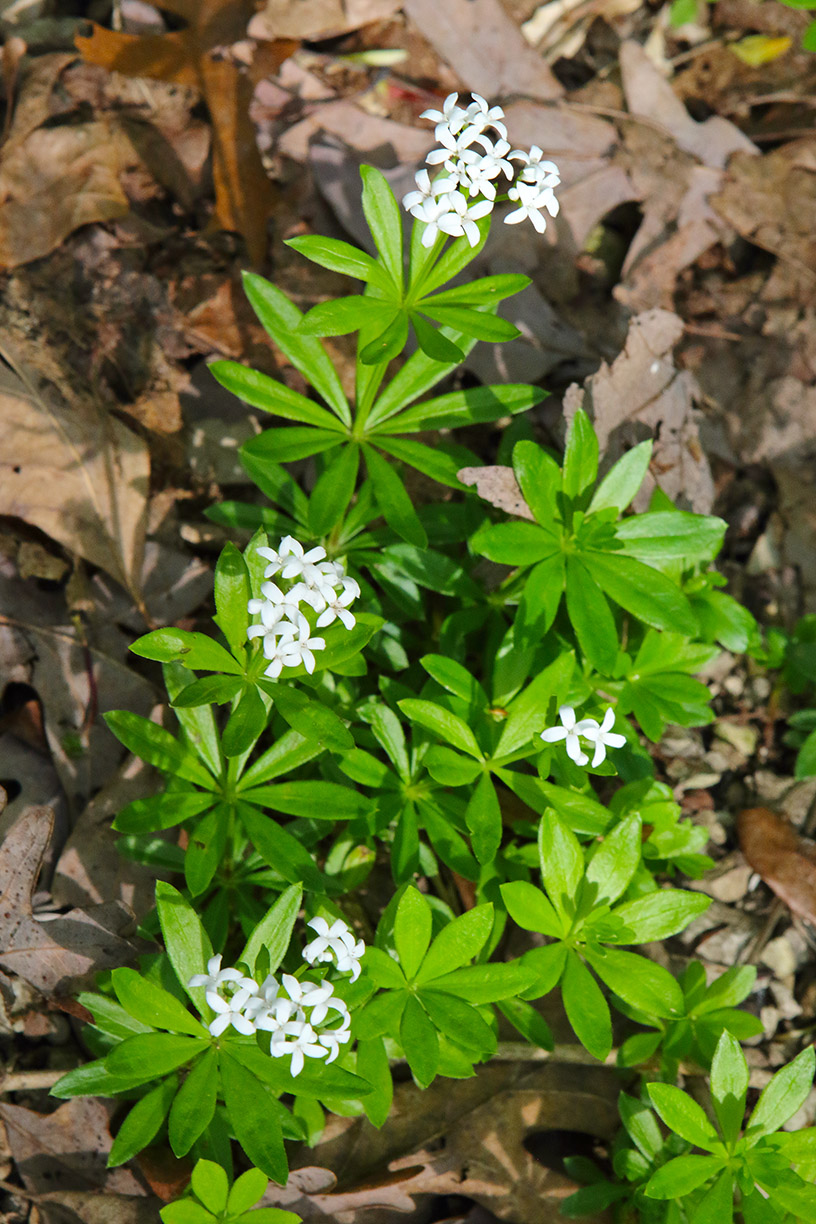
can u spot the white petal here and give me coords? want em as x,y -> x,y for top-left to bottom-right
540,727 -> 567,744
208,1012 -> 232,1037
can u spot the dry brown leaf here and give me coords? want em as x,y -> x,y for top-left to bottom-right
0,1098 -> 144,1196
249,0 -> 402,41
401,0 -> 563,103
0,807 -> 142,995
563,309 -> 715,514
283,1061 -> 618,1223
457,467 -> 535,520
75,1 -> 291,264
738,807 -> 816,923
0,344 -> 149,597
37,1190 -> 158,1224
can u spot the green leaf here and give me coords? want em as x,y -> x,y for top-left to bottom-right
208,361 -> 345,429
360,165 -> 403,292
430,961 -> 534,1003
239,728 -> 323,788
615,511 -> 726,563
107,1032 -> 208,1079
192,1159 -> 229,1213
710,1031 -> 749,1143
423,273 -> 530,307
565,556 -> 618,673
425,745 -> 482,786
261,684 -> 352,752
241,272 -> 350,425
421,655 -> 486,708
238,884 -> 302,979
239,780 -> 368,819
397,698 -> 482,758
647,1083 -> 721,1150
538,812 -> 584,922
227,1166 -> 269,1215
500,881 -> 563,938
585,813 -> 642,907
379,384 -> 543,434
588,440 -> 652,513
237,803 -> 323,892
213,543 -> 251,657
155,882 -> 214,1015
160,1201 -> 213,1224
417,904 -> 494,982
400,994 -> 439,1087
363,946 -> 407,989
375,434 -> 468,491
130,629 -> 243,674
519,942 -> 568,999
286,234 -> 394,292
308,443 -> 360,536
113,792 -> 216,834
50,1059 -> 149,1099
368,702 -> 410,780
359,310 -> 410,365
229,1044 -> 372,1100
747,1046 -> 816,1142
585,947 -> 683,1019
365,329 -> 479,429
561,952 -> 612,1060
563,408 -> 599,498
465,773 -> 502,864
689,1168 -> 733,1224
644,1155 -> 725,1199
364,444 -> 427,547
394,887 -> 432,978
241,427 -> 343,465
618,1092 -> 663,1160
170,675 -> 243,710
494,653 -> 574,759
512,440 -> 561,525
354,988 -> 409,1039
108,1078 -> 177,1167
582,551 -> 697,635
104,711 -> 216,788
420,989 -> 496,1057
611,890 -> 710,943
412,213 -> 490,297
222,685 -> 268,758
168,1049 -> 218,1156
357,1036 -> 394,1128
220,1052 -> 288,1183
497,996 -> 554,1051
78,993 -> 153,1040
410,311 -> 465,363
420,303 -> 519,341
111,969 -> 206,1037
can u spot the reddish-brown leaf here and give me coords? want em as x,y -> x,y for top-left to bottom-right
738,806 -> 816,923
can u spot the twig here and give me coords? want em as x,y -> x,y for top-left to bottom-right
0,1068 -> 65,1094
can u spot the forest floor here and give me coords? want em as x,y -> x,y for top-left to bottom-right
1,1 -> 816,1222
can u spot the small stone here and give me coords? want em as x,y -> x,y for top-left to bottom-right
715,721 -> 758,757
760,936 -> 798,981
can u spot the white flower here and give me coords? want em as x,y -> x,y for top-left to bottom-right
303,917 -> 365,982
269,1018 -> 328,1077
262,618 -> 325,678
540,705 -> 598,766
206,982 -> 259,1038
463,93 -> 508,140
420,92 -> 469,137
465,139 -> 514,199
402,168 -> 456,212
247,582 -> 310,638
504,179 -> 559,233
319,1012 -> 352,1064
188,954 -> 245,994
315,577 -> 359,631
581,708 -> 627,767
431,190 -> 494,248
426,124 -> 485,168
511,145 -> 560,188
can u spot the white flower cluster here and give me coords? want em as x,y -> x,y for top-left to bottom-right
540,705 -> 626,767
247,536 -> 360,678
403,92 -> 560,247
189,918 -> 365,1078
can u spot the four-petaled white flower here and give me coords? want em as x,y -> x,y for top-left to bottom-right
263,618 -> 325,678
206,982 -> 259,1038
315,578 -> 360,630
540,705 -> 627,768
505,179 -> 559,233
188,954 -> 245,994
581,708 -> 627,767
270,1019 -> 328,1077
319,1012 -> 352,1063
303,917 -> 365,982
403,93 -> 560,239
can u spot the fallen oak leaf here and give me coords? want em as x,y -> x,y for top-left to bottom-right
738,806 -> 816,924
0,806 -> 143,995
457,466 -> 535,521
75,1 -> 291,264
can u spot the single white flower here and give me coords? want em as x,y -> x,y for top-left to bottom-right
464,138 -> 514,199
426,123 -> 484,167
269,1018 -> 328,1077
581,708 -> 627,767
420,92 -> 469,136
504,179 -> 559,233
206,982 -> 259,1038
247,581 -> 310,637
303,917 -> 365,981
277,537 -> 330,587
402,168 -> 456,211
464,93 -> 508,140
540,705 -> 600,766
262,618 -> 325,677
278,973 -> 342,1026
318,1012 -> 352,1064
188,954 -> 245,994
510,145 -> 560,185
315,577 -> 359,630
432,190 -> 494,247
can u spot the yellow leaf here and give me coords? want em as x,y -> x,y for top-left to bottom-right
730,34 -> 792,66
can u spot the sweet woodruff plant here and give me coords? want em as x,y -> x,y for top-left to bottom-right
53,95 -> 816,1224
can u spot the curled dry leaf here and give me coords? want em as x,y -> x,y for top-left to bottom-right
0,807 -> 142,995
457,467 -> 535,521
738,806 -> 816,924
0,342 -> 149,598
